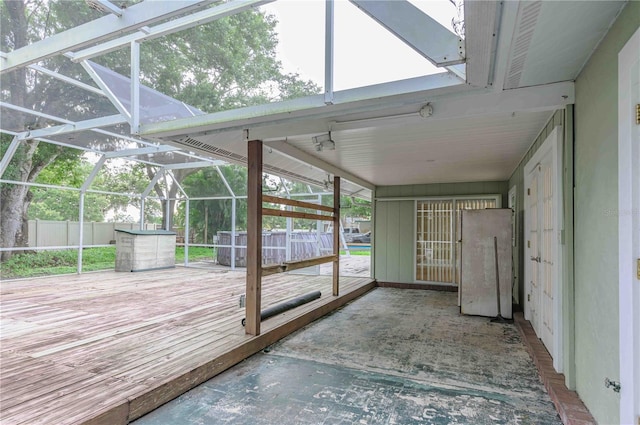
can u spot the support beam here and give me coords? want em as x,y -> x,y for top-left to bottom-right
262,254 -> 337,276
350,0 -> 464,67
17,114 -> 126,140
81,155 -> 107,192
131,41 -> 141,133
142,169 -> 164,198
0,101 -> 161,149
0,136 -> 20,178
231,197 -> 237,270
262,195 -> 334,213
71,0 -> 274,62
163,161 -> 226,170
246,139 -> 263,336
0,1 -> 214,74
29,65 -> 105,96
262,208 -> 333,222
265,140 -> 374,191
140,73 -> 463,139
333,176 -> 340,296
216,166 -> 236,197
81,61 -> 132,120
331,81 -> 576,131
464,0 -> 500,88
77,192 -> 86,273
324,0 -> 334,105
104,145 -> 177,158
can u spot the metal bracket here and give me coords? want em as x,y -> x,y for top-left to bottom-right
458,38 -> 466,60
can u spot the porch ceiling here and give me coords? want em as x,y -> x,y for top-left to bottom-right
140,0 -> 626,191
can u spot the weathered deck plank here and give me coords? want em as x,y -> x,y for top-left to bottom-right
0,267 -> 374,425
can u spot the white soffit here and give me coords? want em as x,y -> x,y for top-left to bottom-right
275,110 -> 554,186
503,0 -> 626,89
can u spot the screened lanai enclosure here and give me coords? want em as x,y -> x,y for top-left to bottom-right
0,0 -> 377,277
3,0 -> 628,423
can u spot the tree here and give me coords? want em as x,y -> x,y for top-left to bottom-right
0,0 -> 320,259
174,165 -> 248,243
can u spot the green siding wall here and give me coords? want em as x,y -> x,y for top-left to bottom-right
376,181 -> 509,206
572,3 -> 639,423
374,200 -> 414,283
374,182 -> 508,283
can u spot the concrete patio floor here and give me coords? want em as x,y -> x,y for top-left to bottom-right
133,288 -> 562,424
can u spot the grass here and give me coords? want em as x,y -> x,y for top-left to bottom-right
1,246 -> 369,280
0,246 -> 215,280
340,249 -> 371,256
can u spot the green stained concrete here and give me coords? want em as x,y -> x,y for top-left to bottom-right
573,2 -> 640,423
134,288 -> 560,425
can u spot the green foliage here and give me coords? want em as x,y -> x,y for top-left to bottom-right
175,165 -> 248,242
0,246 -> 213,279
0,0 -> 322,253
340,196 -> 372,220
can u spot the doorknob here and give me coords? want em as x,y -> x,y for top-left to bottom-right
530,256 -> 541,263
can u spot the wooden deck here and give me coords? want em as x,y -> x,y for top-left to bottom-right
0,268 -> 375,425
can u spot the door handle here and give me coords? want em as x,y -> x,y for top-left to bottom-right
530,256 -> 541,263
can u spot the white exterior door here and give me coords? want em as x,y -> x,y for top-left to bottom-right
524,126 -> 563,371
540,154 -> 555,351
618,27 -> 639,424
526,169 -> 541,332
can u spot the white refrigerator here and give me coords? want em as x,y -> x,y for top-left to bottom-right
459,208 -> 513,319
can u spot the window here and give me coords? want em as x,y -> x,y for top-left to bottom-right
416,196 -> 499,284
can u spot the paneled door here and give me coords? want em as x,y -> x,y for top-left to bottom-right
525,127 -> 561,368
526,168 -> 541,335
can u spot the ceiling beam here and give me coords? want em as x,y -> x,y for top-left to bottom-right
464,0 -> 500,88
264,140 -> 374,191
490,0 -> 520,91
0,0 -> 214,74
350,0 -> 464,67
29,65 -> 105,96
70,0 -> 273,63
104,145 -> 177,159
141,79 -> 571,143
140,73 -> 463,138
164,161 -> 226,170
331,81 -> 575,131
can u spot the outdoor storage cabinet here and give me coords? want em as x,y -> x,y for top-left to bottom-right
115,229 -> 176,272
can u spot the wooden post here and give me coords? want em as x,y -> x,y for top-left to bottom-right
333,176 -> 340,296
246,140 -> 263,335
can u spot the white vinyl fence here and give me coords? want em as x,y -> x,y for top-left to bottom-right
27,220 -> 160,248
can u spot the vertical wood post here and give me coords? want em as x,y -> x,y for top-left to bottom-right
246,140 -> 263,335
333,176 -> 340,296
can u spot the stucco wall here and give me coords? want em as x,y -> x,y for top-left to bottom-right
573,2 -> 639,423
374,182 -> 508,283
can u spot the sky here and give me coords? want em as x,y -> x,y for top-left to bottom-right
260,0 -> 460,91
